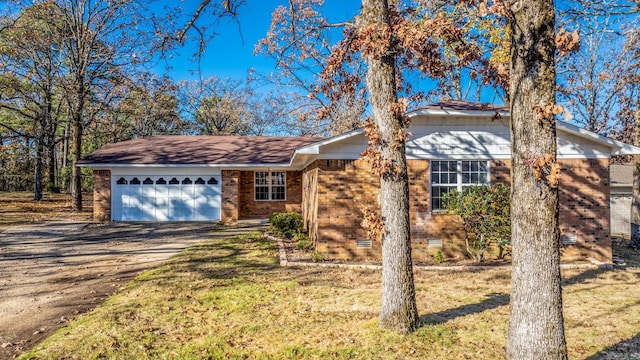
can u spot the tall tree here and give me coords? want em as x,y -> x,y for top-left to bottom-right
50,0 -> 155,210
0,2 -> 67,199
506,0 -> 567,358
261,0 -> 489,333
179,77 -> 252,135
623,29 -> 640,249
358,0 -> 419,333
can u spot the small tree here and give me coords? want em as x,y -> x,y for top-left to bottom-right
443,184 -> 511,262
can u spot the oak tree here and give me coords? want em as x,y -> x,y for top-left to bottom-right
506,0 -> 567,358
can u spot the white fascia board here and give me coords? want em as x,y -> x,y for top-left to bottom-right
557,121 -> 640,155
292,128 -> 364,155
289,128 -> 365,166
407,108 -> 510,118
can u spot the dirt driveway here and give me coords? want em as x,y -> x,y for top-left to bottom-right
0,221 -> 230,359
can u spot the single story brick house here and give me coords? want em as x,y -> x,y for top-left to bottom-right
79,101 -> 640,263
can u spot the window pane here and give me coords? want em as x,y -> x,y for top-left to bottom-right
271,172 -> 285,185
255,172 -> 268,185
447,161 -> 457,171
255,186 -> 269,200
271,186 -> 285,200
431,186 -> 456,210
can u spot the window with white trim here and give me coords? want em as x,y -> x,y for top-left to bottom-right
255,171 -> 286,201
431,160 -> 489,210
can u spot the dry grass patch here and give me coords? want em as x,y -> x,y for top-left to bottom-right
0,192 -> 92,229
20,232 -> 640,359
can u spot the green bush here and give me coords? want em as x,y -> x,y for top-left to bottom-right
311,251 -> 326,262
433,250 -> 444,264
269,212 -> 304,239
44,182 -> 60,193
443,184 -> 511,262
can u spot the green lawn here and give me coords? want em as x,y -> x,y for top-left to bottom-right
21,232 -> 640,359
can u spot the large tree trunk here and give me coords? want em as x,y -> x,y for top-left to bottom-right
506,1 -> 567,359
71,91 -> 84,211
34,136 -> 43,201
631,91 -> 640,249
47,140 -> 56,186
360,0 -> 418,334
34,109 -> 47,201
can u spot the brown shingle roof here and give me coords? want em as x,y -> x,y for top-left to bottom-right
417,100 -> 508,112
79,136 -> 323,165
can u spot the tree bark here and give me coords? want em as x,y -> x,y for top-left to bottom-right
71,110 -> 83,211
71,85 -> 84,211
506,1 -> 567,359
360,0 -> 418,334
631,91 -> 640,249
34,135 -> 43,201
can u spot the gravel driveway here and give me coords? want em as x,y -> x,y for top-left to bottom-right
0,221 -> 224,358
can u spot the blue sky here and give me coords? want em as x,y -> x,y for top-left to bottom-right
160,1 -> 361,82
156,1 -> 504,105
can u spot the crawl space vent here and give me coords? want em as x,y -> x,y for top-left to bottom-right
428,239 -> 443,247
562,235 -> 577,245
356,240 -> 372,249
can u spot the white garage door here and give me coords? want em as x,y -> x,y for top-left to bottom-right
112,175 -> 221,221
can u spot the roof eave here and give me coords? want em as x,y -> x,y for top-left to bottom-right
77,163 -> 294,168
556,121 -> 640,155
407,108 -> 510,118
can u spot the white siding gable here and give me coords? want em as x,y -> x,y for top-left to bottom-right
313,115 -> 623,160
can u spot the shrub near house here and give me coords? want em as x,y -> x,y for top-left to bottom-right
443,184 -> 511,262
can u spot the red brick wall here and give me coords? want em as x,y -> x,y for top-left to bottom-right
238,171 -> 303,219
558,159 -> 611,262
304,160 -> 381,258
302,163 -> 319,243
93,169 -> 111,222
221,170 -> 239,223
303,158 -> 612,263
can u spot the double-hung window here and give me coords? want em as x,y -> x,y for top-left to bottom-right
431,160 -> 489,210
255,171 -> 286,201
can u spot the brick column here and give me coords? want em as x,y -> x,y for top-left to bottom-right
93,169 -> 111,222
221,170 -> 239,223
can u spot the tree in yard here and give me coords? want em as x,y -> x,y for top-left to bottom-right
85,73 -> 184,146
0,2 -> 67,199
357,0 -> 419,333
48,0 -> 156,210
179,77 -> 253,136
260,0 -> 497,333
622,29 -> 640,249
506,0 -> 567,358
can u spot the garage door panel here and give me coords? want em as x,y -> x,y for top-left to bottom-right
113,175 -> 220,221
